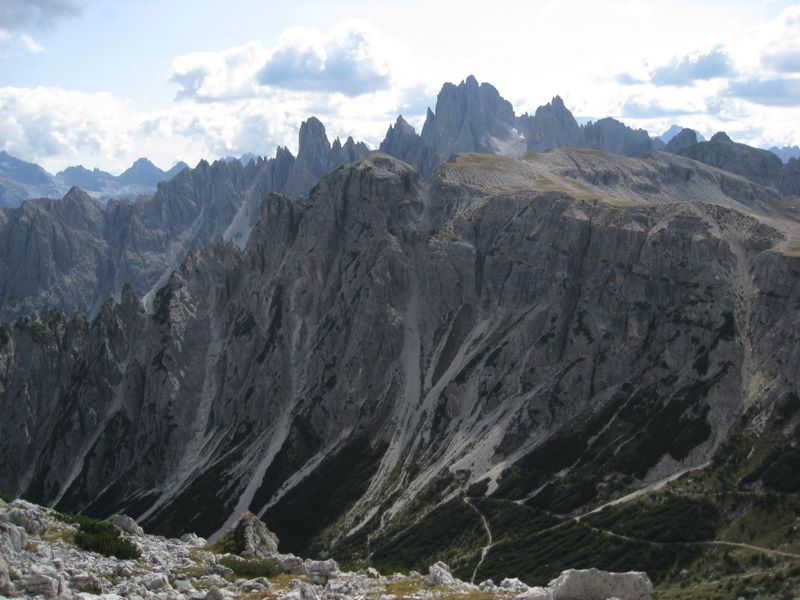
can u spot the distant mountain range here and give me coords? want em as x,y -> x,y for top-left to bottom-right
0,152 -> 188,208
769,145 -> 800,163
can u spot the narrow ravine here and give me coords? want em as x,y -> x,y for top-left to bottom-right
464,497 -> 494,584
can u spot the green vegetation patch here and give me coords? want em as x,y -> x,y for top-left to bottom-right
470,497 -> 561,540
54,512 -> 140,559
370,498 -> 485,578
218,555 -> 278,578
264,436 -> 386,556
741,447 -> 800,493
0,492 -> 15,503
585,495 -> 720,543
249,417 -> 321,514
477,518 -> 692,586
26,320 -> 55,345
144,429 -> 253,538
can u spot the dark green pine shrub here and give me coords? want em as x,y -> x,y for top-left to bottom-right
218,556 -> 278,578
54,512 -> 140,559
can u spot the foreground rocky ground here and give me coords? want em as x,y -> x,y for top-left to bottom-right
0,497 -> 652,600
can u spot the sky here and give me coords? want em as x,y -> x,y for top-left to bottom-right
1,0 -> 800,174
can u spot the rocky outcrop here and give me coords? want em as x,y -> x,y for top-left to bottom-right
235,511 -> 279,557
108,514 -> 144,536
306,559 -> 339,585
426,561 -> 457,586
547,568 -> 652,600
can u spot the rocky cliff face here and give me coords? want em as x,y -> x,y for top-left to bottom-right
1,150 -> 798,567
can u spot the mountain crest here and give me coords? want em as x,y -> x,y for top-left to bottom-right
711,131 -> 733,143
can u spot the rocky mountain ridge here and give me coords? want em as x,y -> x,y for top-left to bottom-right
2,149 -> 798,577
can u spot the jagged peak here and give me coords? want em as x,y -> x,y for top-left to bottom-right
62,185 -> 94,203
711,131 -> 733,143
297,116 -> 331,157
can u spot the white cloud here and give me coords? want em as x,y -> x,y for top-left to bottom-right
0,86 -> 135,170
0,81 -> 428,174
256,22 -> 391,96
170,42 -> 268,102
0,0 -> 82,31
5,8 -> 800,174
761,5 -> 800,73
0,31 -> 46,57
170,21 -> 393,102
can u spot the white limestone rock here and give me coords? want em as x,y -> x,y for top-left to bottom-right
425,562 -> 455,586
205,587 -> 226,600
271,553 -> 307,575
107,514 -> 144,537
19,572 -> 60,598
2,501 -> 48,535
501,577 -> 529,592
144,573 -> 170,591
235,512 -> 279,557
72,571 -> 105,593
281,579 -> 320,600
180,532 -> 207,546
305,558 -> 339,585
548,568 -> 653,600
